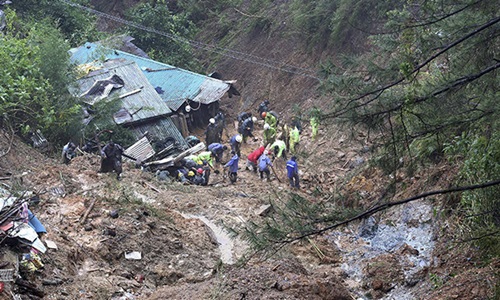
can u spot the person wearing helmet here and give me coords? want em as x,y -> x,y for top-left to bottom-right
238,116 -> 255,143
263,123 -> 276,146
230,134 -> 242,157
214,112 -> 226,141
237,112 -> 252,123
205,117 -> 219,145
193,168 -> 205,185
197,151 -> 214,168
176,168 -> 188,183
264,111 -> 278,129
61,141 -> 77,164
224,150 -> 239,183
286,156 -> 300,189
186,170 -> 195,183
208,143 -> 227,163
258,149 -> 273,181
257,100 -> 270,117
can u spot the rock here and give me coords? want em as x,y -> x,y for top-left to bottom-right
350,156 -> 365,168
84,225 -> 93,231
256,204 -> 273,217
337,152 -> 346,159
109,210 -> 119,219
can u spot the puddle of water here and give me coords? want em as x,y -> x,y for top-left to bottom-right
181,213 -> 235,265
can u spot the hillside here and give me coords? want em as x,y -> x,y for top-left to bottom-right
0,0 -> 498,299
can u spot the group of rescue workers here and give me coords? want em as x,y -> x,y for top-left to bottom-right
62,99 -> 318,189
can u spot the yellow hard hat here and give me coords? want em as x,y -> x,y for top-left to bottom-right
188,171 -> 195,177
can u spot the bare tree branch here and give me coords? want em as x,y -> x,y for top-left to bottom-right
280,179 -> 500,244
356,62 -> 500,119
324,16 -> 500,119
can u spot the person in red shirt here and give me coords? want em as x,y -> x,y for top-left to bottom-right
246,146 -> 265,173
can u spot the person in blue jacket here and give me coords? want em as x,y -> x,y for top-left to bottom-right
258,150 -> 273,181
286,156 -> 300,189
224,151 -> 239,183
208,143 -> 227,163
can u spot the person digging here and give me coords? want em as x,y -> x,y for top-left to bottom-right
99,140 -> 124,180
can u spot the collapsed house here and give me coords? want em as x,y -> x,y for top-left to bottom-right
73,58 -> 189,162
69,42 -> 239,131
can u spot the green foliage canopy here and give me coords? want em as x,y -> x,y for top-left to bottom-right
125,1 -> 199,70
0,10 -> 81,143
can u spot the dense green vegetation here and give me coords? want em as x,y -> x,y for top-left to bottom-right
2,0 -> 498,262
0,9 -> 82,143
125,1 -> 200,70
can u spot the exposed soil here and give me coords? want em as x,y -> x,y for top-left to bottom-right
0,2 -> 497,298
0,116 -> 497,299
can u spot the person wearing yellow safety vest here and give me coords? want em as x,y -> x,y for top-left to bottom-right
263,123 -> 276,146
310,116 -> 319,140
197,151 -> 214,168
262,111 -> 277,130
270,139 -> 287,160
289,126 -> 300,154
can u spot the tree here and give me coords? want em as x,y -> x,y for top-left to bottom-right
10,0 -> 98,46
240,0 -> 499,259
0,10 -> 81,144
125,1 -> 199,70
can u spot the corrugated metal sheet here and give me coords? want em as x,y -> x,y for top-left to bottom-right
76,59 -> 172,125
70,42 -> 231,111
124,136 -> 156,162
128,117 -> 189,150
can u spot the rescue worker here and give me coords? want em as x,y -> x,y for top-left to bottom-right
185,135 -> 201,147
224,151 -> 239,183
291,116 -> 303,133
262,111 -> 277,130
175,168 -> 189,183
238,116 -> 257,143
263,123 -> 276,146
184,156 -> 200,171
310,114 -> 319,140
268,110 -> 280,126
214,112 -> 226,141
289,126 -> 300,154
186,170 -> 195,183
258,150 -> 273,181
237,111 -> 252,123
61,142 -> 77,164
257,100 -> 270,118
246,146 -> 265,173
197,151 -> 215,168
229,134 -> 243,157
270,139 -> 287,160
280,123 -> 290,150
208,143 -> 227,163
205,118 -> 219,145
100,140 -> 124,179
286,156 -> 300,189
193,168 -> 205,185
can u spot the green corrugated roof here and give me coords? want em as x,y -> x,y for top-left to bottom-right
70,42 -> 231,111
